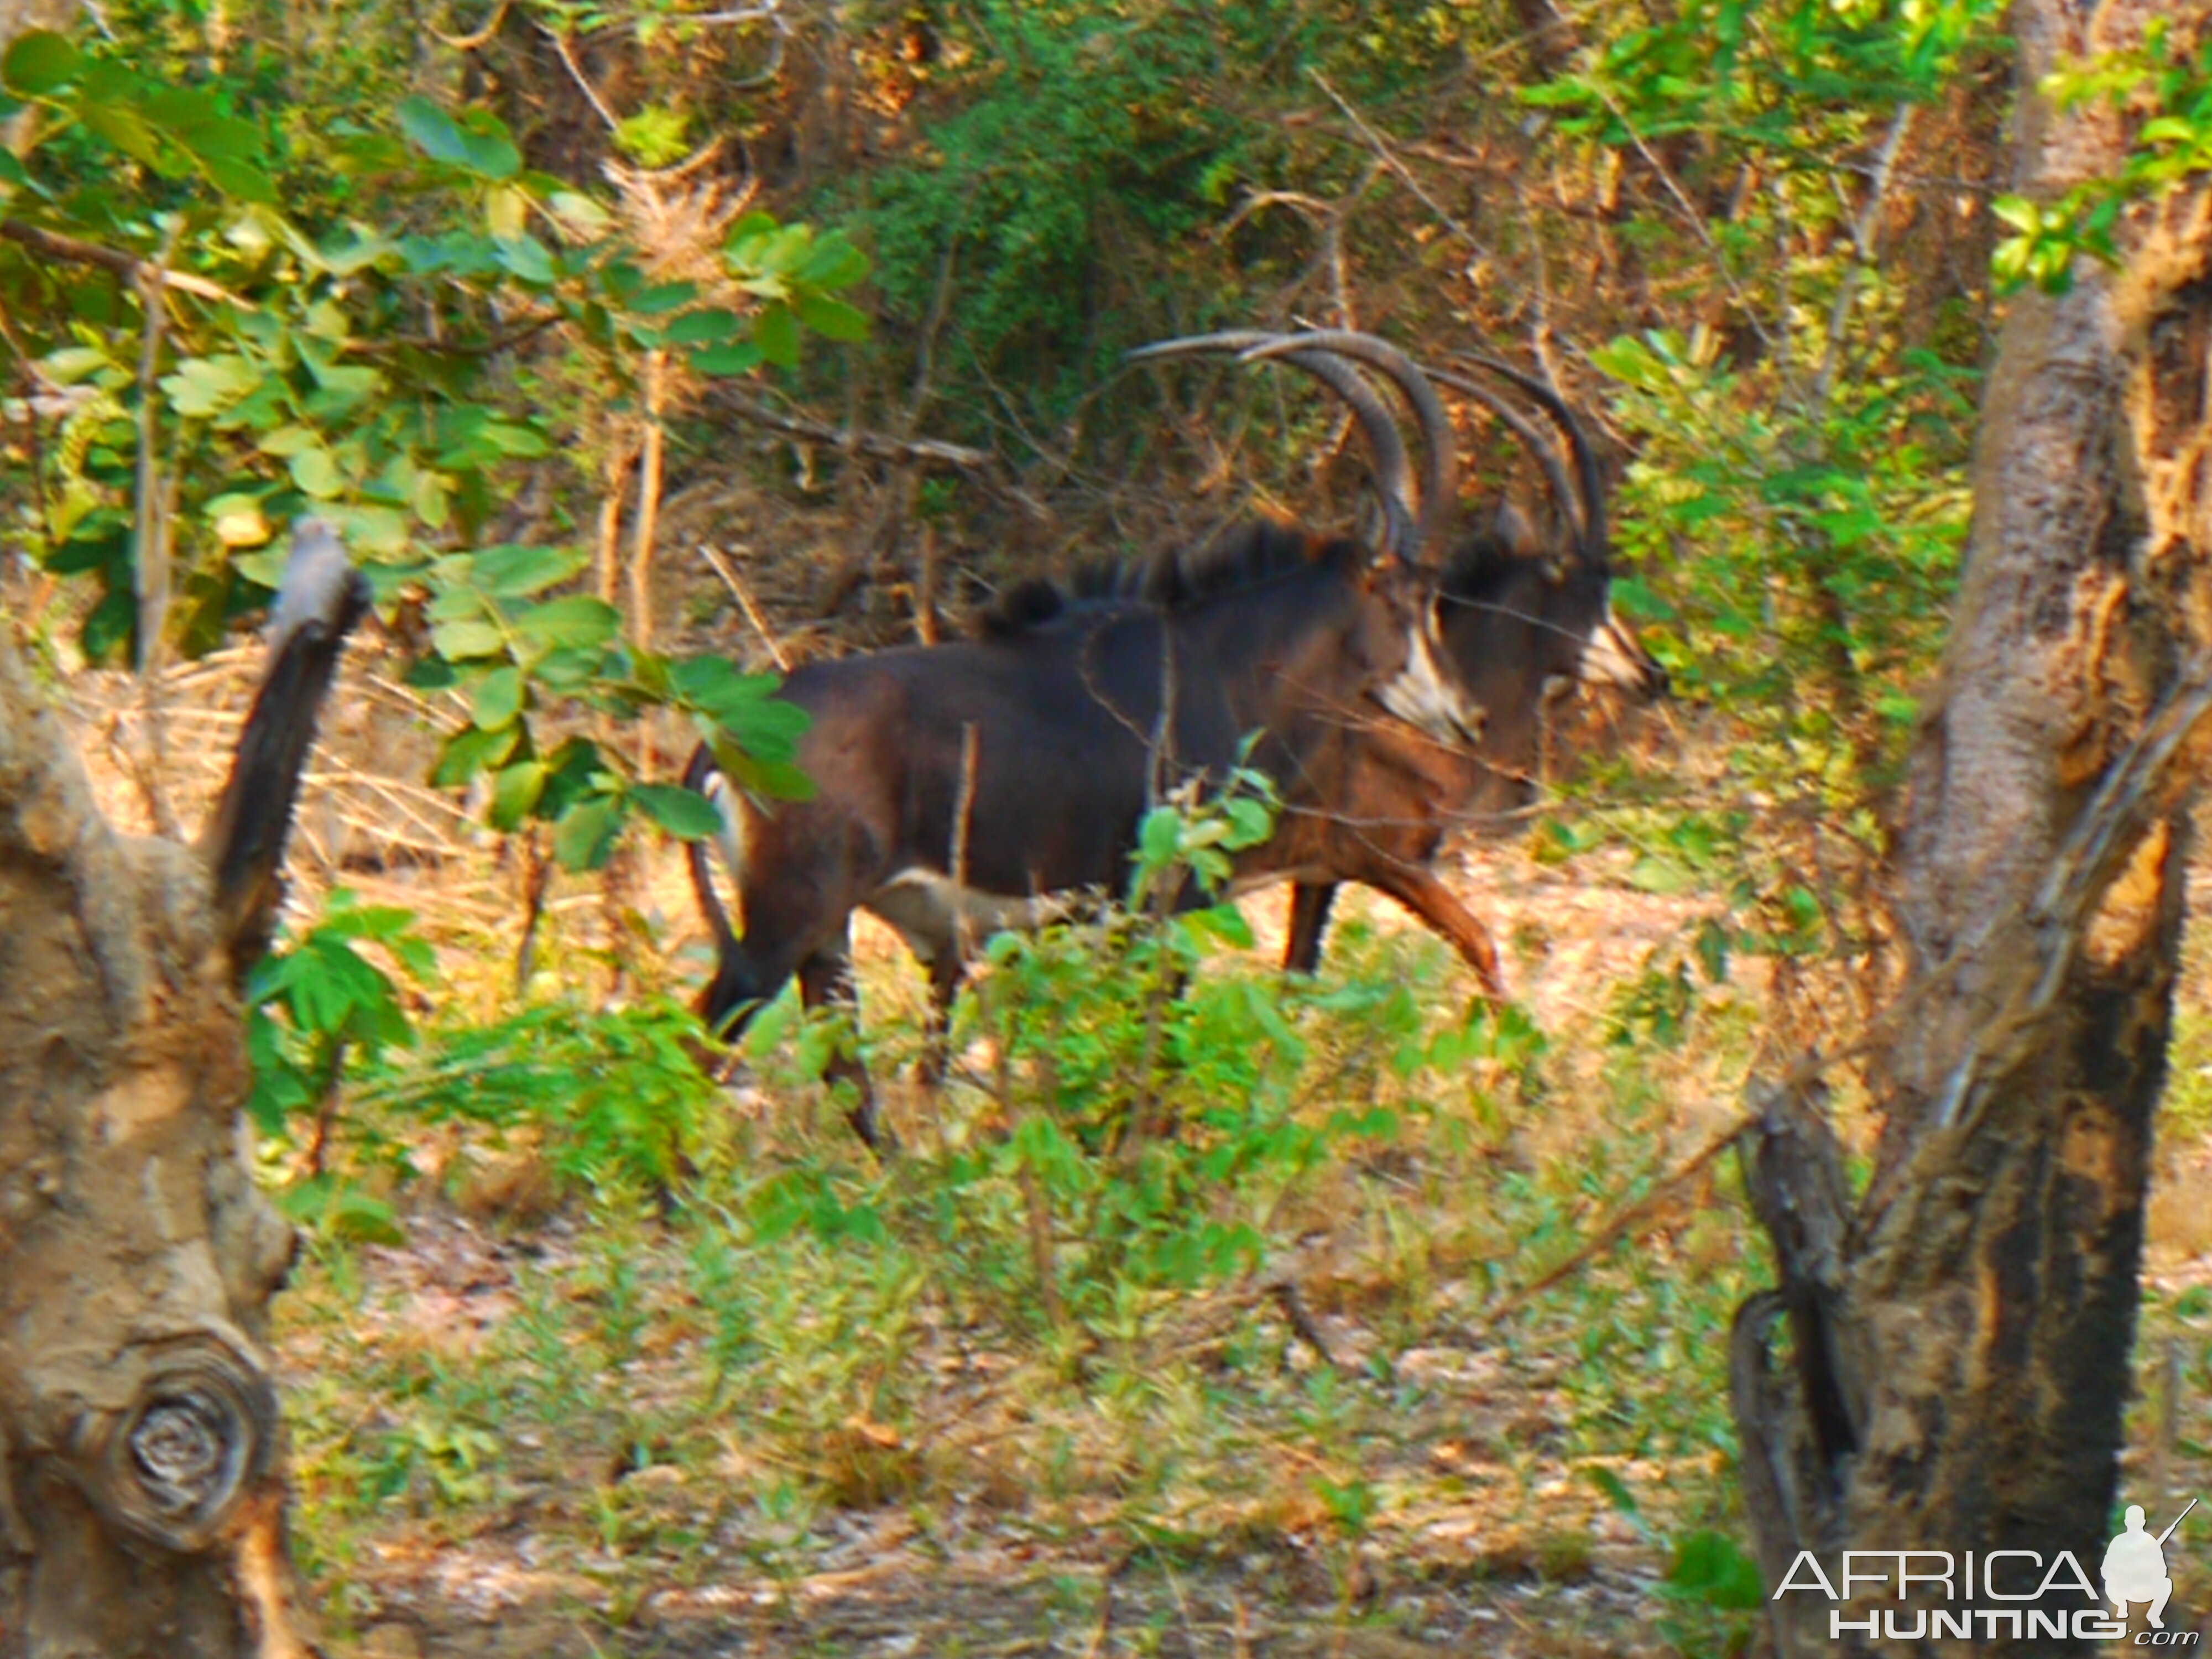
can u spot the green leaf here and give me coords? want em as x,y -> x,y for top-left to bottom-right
1138,806 -> 1181,870
473,542 -> 586,597
200,154 -> 276,203
40,346 -> 111,384
754,302 -> 800,368
795,231 -> 870,290
632,782 -> 723,841
512,595 -> 618,653
664,308 -> 743,346
1662,1531 -> 1765,1610
488,759 -> 547,829
548,190 -> 612,234
81,101 -> 165,169
256,424 -> 318,457
162,354 -> 260,418
430,617 -> 507,661
2,31 -> 81,96
629,280 -> 698,315
688,340 -> 764,377
471,665 -> 524,730
432,719 -> 519,786
1185,904 -> 1255,950
796,291 -> 870,342
552,794 -> 625,870
1222,796 -> 1273,849
493,233 -> 556,284
481,421 -> 551,457
394,95 -> 520,179
669,655 -> 779,707
288,446 -> 344,498
711,740 -> 813,804
395,96 -> 468,166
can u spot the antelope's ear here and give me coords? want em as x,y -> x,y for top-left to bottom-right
1492,500 -> 1542,561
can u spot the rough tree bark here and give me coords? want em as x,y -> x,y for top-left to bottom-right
1733,3 -> 2212,1654
0,522 -> 364,1658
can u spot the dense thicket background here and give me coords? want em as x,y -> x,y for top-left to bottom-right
3,1 -> 2209,1654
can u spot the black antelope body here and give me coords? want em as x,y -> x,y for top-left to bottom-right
687,333 -> 1468,1148
686,331 -> 1663,1146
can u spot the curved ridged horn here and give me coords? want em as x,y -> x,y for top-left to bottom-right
1129,331 -> 1417,560
1237,331 -> 1458,568
1448,348 -> 1608,561
1420,364 -> 1583,557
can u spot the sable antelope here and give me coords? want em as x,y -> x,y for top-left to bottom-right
1121,333 -> 1662,983
1255,345 -> 1668,975
686,332 -> 1471,1149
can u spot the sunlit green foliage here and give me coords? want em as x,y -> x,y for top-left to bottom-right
0,21 -> 867,860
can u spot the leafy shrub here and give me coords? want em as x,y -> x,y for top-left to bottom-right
247,890 -> 435,1142
357,996 -> 720,1195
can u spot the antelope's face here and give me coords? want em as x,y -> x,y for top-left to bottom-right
1352,554 -> 1484,744
1434,503 -> 1667,740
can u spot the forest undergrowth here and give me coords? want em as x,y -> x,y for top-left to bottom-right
58,659 -> 2209,1657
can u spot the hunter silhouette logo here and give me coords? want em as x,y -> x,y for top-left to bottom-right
1770,1493 -> 2201,1644
2107,1500 -> 2195,1630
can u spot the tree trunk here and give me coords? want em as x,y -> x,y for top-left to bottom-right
0,523 -> 364,1658
1733,3 -> 2212,1655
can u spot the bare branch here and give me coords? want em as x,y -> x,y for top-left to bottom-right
1308,70 -> 1498,267
712,384 -> 995,470
0,219 -> 254,310
425,0 -> 509,50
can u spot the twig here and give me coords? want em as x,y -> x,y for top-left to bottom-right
132,222 -> 179,676
1589,85 -> 1792,379
712,384 -> 993,470
950,722 -> 981,960
343,311 -> 562,359
698,544 -> 791,671
630,349 -> 669,650
514,830 -> 552,995
596,436 -> 636,606
1078,1561 -> 1120,1659
1811,103 -> 1916,415
915,524 -> 941,644
686,1 -> 786,23
425,0 -> 509,50
1487,1112 -> 1751,1319
1308,71 -> 1497,267
130,224 -> 182,837
1,220 -> 253,310
1270,1280 -> 1342,1370
545,25 -> 622,132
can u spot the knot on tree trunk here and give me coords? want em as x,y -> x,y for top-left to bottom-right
67,1328 -> 279,1555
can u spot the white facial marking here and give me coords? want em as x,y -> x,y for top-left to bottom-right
1579,606 -> 1660,691
1380,612 -> 1481,742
